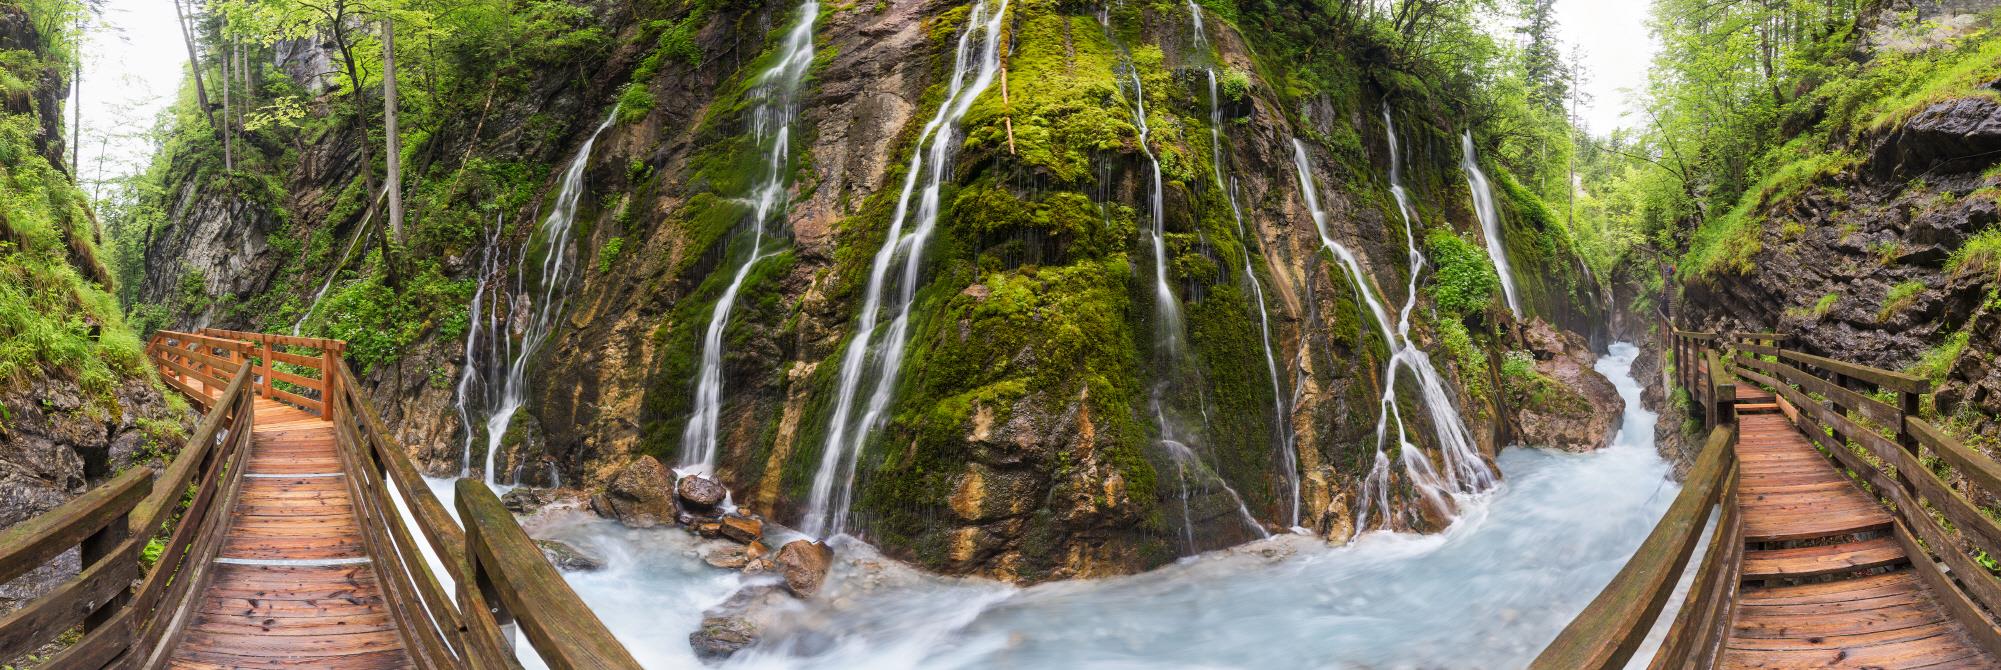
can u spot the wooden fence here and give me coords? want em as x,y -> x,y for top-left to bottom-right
4,328 -> 638,668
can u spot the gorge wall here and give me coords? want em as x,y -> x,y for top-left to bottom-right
0,2 -> 187,613
127,0 -> 1614,583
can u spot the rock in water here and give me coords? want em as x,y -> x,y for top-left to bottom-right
774,540 -> 834,597
535,539 -> 606,572
676,475 -> 727,511
703,545 -> 750,569
690,615 -> 757,660
1514,319 -> 1624,452
603,456 -> 676,528
502,487 -> 558,514
720,514 -> 763,544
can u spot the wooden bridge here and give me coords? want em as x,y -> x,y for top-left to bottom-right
1535,328 -> 2001,668
0,329 -> 642,669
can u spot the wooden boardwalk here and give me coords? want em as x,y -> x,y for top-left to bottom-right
167,397 -> 413,669
1722,390 -> 1995,669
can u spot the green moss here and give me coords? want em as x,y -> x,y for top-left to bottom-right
597,236 -> 626,273
961,9 -> 1128,184
1683,149 -> 1859,280
1909,328 -> 1971,386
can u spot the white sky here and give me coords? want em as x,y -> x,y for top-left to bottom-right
74,0 -> 185,197
1555,0 -> 1657,135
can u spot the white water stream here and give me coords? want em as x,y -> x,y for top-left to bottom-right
450,107 -> 619,488
1291,137 -> 1495,531
800,0 -> 1010,538
680,1 -> 818,475
499,342 -> 1683,668
1462,132 -> 1523,318
1190,1 -> 1298,528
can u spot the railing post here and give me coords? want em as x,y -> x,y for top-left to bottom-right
323,343 -> 342,418
259,340 -> 274,401
80,486 -> 133,633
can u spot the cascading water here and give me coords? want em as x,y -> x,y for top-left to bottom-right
1114,21 -> 1266,548
536,342 -> 1688,668
1190,0 -> 1298,529
679,1 -> 818,475
453,216 -> 507,476
1462,132 -> 1522,318
800,0 -> 1010,538
451,106 -> 618,488
1291,136 -> 1495,532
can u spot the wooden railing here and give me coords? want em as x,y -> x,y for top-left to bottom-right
1723,331 -> 2001,650
1,354 -> 257,669
1531,423 -> 1741,669
1537,325 -> 2001,667
6,327 -> 637,667
1532,324 -> 1751,669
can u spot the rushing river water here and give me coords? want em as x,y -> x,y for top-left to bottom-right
437,342 -> 1684,669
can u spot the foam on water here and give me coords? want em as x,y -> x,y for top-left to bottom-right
513,343 -> 1683,668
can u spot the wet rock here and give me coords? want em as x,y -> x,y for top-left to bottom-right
697,521 -> 723,538
601,456 -> 675,528
676,475 -> 726,511
535,539 -> 605,572
1514,320 -> 1624,453
502,487 -> 559,515
719,514 -> 763,544
702,544 -> 750,569
1870,97 -> 2001,180
774,540 -> 834,597
689,615 -> 757,660
687,585 -> 792,661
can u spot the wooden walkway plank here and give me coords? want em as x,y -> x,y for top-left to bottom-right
1723,413 -> 1996,669
167,398 -> 413,669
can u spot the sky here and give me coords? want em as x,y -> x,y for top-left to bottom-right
74,0 -> 186,197
1554,0 -> 1657,135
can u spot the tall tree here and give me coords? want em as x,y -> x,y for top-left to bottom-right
381,14 -> 403,245
172,0 -> 216,133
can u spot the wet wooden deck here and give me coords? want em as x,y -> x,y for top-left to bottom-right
1721,390 -> 1995,669
166,397 -> 413,669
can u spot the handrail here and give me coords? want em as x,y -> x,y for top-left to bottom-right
1529,425 -> 1740,669
1715,331 -> 2001,645
457,480 -> 643,670
2,349 -> 257,668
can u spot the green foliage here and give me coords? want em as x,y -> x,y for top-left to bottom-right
1909,328 -> 1971,386
1814,292 -> 1839,317
1423,229 -> 1499,316
598,236 -> 625,272
1948,228 -> 2001,281
1879,280 -> 1925,321
616,83 -> 656,124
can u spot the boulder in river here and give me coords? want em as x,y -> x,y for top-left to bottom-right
535,539 -> 605,572
676,474 -> 727,511
502,487 -> 560,515
687,585 -> 791,660
720,514 -> 763,544
600,456 -> 676,528
1513,319 -> 1624,453
703,544 -> 751,570
774,539 -> 834,597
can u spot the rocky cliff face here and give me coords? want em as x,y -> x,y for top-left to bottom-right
134,0 -> 1614,583
0,3 -> 189,614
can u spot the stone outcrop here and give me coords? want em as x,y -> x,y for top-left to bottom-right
591,456 -> 675,528
1514,320 -> 1624,453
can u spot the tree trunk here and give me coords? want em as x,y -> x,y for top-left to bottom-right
382,17 -> 405,245
172,0 -> 216,133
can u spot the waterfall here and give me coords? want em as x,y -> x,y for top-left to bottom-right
1461,132 -> 1522,318
1116,21 -> 1266,548
451,106 -> 619,489
799,0 -> 1010,538
1289,136 -> 1495,534
679,0 -> 818,476
453,216 -> 506,476
1191,0 -> 1298,529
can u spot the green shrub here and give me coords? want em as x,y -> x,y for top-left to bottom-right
1423,229 -> 1500,316
1879,280 -> 1925,320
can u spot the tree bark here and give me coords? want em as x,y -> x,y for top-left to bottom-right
172,0 -> 216,133
382,17 -> 404,245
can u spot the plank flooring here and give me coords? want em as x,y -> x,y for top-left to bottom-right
166,397 -> 414,669
1719,394 -> 1996,669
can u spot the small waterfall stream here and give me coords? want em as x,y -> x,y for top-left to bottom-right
680,0 -> 818,475
800,0 -> 1011,538
1291,137 -> 1495,532
1115,17 -> 1266,548
450,107 -> 619,488
1462,132 -> 1523,318
1190,0 -> 1298,529
516,343 -> 1683,668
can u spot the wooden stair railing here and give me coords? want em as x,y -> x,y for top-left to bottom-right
1,347 -> 257,669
